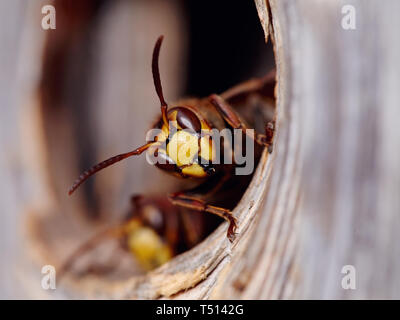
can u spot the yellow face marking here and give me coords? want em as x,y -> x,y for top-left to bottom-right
149,108 -> 217,178
181,163 -> 207,178
167,130 -> 199,166
127,226 -> 172,270
199,134 -> 215,163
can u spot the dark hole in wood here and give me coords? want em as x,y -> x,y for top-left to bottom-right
38,0 -> 276,276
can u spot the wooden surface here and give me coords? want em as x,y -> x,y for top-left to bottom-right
0,0 -> 48,299
251,0 -> 400,299
1,0 -> 400,299
278,0 -> 400,299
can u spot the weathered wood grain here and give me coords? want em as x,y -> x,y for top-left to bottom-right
246,0 -> 400,299
3,0 -> 399,299
282,0 -> 400,299
179,0 -> 400,299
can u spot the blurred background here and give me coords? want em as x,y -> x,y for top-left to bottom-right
0,0 -> 274,298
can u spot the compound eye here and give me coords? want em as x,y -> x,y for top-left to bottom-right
176,108 -> 201,133
141,204 -> 164,231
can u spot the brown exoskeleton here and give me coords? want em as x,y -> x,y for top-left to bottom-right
68,35 -> 275,243
59,194 -> 219,277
